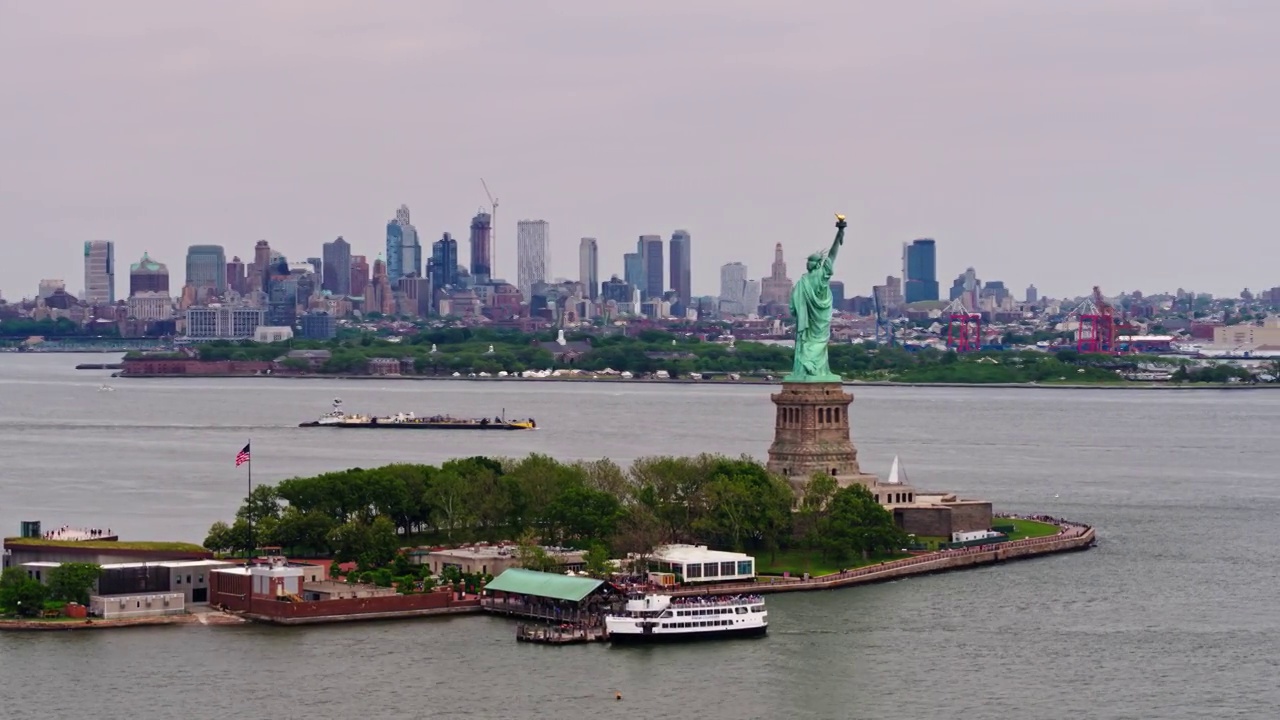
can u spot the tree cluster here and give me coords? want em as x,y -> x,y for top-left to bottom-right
165,327 -> 1235,384
203,453 -> 905,572
0,563 -> 102,617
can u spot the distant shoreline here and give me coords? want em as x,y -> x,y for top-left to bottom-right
109,373 -> 1278,390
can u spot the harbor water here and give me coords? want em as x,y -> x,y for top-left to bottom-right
1,354 -> 1277,719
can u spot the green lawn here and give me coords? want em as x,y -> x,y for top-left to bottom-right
2,538 -> 208,553
992,518 -> 1059,541
756,548 -> 910,578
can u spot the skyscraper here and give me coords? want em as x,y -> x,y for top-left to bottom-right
638,235 -> 663,300
719,262 -> 748,315
903,239 -> 939,303
469,211 -> 493,282
251,240 -> 272,294
759,243 -> 792,307
185,245 -> 228,295
350,255 -> 370,297
669,230 -> 691,307
431,232 -> 459,290
129,252 -> 169,296
83,240 -> 115,305
579,238 -> 599,301
1026,284 -> 1038,304
623,252 -> 643,293
385,204 -> 421,282
226,256 -> 246,295
321,237 -> 352,296
516,220 -> 550,301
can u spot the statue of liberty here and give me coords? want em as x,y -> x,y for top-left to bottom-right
785,214 -> 846,383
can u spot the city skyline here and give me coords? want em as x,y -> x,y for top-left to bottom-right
3,2 -> 1277,300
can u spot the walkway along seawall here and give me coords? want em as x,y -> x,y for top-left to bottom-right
669,522 -> 1097,597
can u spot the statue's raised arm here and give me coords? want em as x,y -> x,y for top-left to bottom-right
827,214 -> 847,269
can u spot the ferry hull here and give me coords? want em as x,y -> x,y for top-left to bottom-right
607,625 -> 767,644
298,422 -> 533,430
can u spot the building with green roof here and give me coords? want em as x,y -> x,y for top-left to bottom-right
482,568 -> 619,624
129,252 -> 170,296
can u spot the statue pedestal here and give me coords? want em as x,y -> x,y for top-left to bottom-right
766,382 -> 879,491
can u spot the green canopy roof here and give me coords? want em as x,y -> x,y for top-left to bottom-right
484,568 -> 604,602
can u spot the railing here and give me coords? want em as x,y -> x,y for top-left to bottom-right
664,523 -> 1094,596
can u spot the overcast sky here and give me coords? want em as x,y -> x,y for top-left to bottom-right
2,0 -> 1276,301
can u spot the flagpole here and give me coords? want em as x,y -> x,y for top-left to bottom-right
247,438 -> 253,566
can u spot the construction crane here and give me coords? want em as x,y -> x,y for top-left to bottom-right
481,178 -> 499,278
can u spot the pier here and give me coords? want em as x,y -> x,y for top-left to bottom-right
515,622 -> 607,645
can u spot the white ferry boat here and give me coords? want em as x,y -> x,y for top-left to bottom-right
605,592 -> 767,643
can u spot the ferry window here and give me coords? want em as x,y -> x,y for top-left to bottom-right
737,561 -> 752,575
703,562 -> 719,577
752,605 -> 765,613
736,607 -> 747,614
686,564 -> 702,579
720,562 -> 735,576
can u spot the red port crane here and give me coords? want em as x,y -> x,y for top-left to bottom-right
1075,286 -> 1117,353
945,298 -> 982,352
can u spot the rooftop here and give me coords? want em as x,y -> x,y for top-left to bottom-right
651,544 -> 754,564
3,537 -> 209,555
417,544 -> 583,560
484,568 -> 606,603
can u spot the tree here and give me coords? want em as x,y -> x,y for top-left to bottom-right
819,485 -> 907,563
694,458 -> 793,555
0,568 -> 49,617
364,516 -> 401,567
203,521 -> 232,553
797,473 -> 838,550
515,533 -> 559,573
47,563 -> 102,605
273,507 -> 337,555
428,468 -> 475,541
583,544 -> 617,578
545,484 -> 622,547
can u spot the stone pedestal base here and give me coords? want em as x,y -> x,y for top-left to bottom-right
766,382 -> 879,490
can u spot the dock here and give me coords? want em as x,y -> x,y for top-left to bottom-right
515,622 -> 607,645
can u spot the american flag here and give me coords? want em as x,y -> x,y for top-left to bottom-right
235,443 -> 251,467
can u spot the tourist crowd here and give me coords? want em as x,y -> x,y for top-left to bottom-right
670,594 -> 762,606
42,525 -> 112,540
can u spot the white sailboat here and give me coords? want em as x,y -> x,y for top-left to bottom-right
887,455 -> 907,485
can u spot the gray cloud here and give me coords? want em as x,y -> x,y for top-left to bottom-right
1,0 -> 1276,300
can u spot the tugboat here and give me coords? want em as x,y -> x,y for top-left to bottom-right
298,399 -> 535,430
605,592 -> 767,643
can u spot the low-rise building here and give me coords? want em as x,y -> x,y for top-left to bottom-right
253,326 -> 294,343
482,568 -> 620,624
299,311 -> 337,340
185,305 -> 264,339
411,543 -> 586,577
90,592 -> 185,620
649,545 -> 755,584
892,493 -> 994,539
